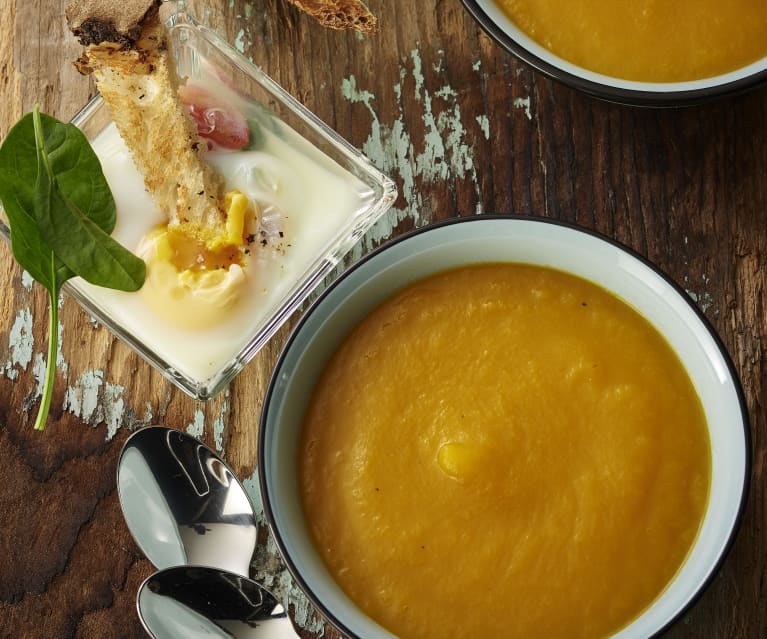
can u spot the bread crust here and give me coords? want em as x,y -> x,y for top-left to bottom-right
66,0 -> 158,46
65,0 -> 378,247
66,1 -> 227,243
287,0 -> 379,33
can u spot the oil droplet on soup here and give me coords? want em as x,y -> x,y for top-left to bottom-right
495,0 -> 767,82
300,263 -> 711,639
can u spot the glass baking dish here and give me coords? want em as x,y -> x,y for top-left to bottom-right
0,9 -> 396,399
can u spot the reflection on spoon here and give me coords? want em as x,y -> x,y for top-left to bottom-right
117,426 -> 257,578
138,565 -> 297,639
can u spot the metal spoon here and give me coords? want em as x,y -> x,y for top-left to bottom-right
117,425 -> 257,578
117,426 -> 298,637
138,565 -> 296,639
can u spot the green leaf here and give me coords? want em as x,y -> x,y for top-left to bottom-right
35,174 -> 146,290
32,108 -> 145,291
44,117 -> 117,234
0,120 -> 71,288
0,105 -> 147,431
3,193 -> 64,290
0,112 -> 117,235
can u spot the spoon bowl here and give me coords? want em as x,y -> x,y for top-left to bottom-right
118,427 -> 299,637
117,426 -> 257,578
138,565 -> 296,639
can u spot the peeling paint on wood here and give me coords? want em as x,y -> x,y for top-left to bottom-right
341,46 -> 486,252
685,273 -> 715,315
4,307 -> 33,380
213,389 -> 229,452
21,271 -> 33,290
513,95 -> 532,120
186,408 -> 206,437
63,370 -> 105,421
476,114 -> 490,140
62,372 -> 128,439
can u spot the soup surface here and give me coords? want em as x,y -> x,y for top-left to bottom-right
300,264 -> 711,639
494,0 -> 767,82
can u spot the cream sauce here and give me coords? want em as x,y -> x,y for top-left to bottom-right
71,116 -> 368,385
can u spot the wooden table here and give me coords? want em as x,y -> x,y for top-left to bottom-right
1,0 -> 765,636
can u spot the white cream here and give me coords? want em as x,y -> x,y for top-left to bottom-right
136,226 -> 249,331
70,118 -> 370,386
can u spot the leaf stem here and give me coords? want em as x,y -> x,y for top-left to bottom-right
32,104 -> 54,180
34,260 -> 59,432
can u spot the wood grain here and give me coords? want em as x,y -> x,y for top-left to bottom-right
1,0 -> 766,637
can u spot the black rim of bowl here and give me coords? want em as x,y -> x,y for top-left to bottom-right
258,215 -> 751,639
458,0 -> 767,107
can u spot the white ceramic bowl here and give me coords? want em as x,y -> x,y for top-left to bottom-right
259,216 -> 750,638
460,0 -> 767,106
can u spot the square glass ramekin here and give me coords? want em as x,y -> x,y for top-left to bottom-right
1,9 -> 396,399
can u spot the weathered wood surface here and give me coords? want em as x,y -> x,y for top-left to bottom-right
0,0 -> 766,637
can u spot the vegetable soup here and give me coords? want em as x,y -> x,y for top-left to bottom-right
494,0 -> 767,82
300,263 -> 711,639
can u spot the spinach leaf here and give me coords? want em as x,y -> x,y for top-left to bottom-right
0,183 -> 67,291
36,178 -> 145,290
0,111 -> 116,237
0,106 -> 146,430
33,111 -> 145,291
0,121 -> 71,288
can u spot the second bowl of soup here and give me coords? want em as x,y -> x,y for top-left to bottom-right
460,0 -> 767,105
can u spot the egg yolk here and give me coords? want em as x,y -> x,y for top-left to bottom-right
136,190 -> 252,330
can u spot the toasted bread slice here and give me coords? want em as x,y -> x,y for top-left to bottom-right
287,0 -> 379,34
66,0 -> 227,246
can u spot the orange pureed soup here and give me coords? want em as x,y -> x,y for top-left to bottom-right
494,0 -> 767,82
300,263 -> 711,639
